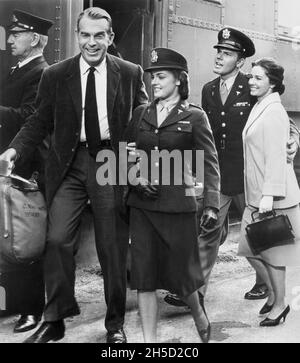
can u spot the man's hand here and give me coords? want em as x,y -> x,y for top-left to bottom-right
131,177 -> 158,200
259,195 -> 273,213
200,207 -> 218,230
287,138 -> 298,163
0,148 -> 17,176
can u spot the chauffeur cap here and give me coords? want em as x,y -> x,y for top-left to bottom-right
214,27 -> 255,58
144,48 -> 188,73
7,9 -> 53,36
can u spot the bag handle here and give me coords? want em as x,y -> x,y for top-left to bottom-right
251,209 -> 276,222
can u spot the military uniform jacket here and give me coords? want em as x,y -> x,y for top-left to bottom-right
10,53 -> 148,206
202,72 -> 256,196
0,56 -> 49,178
125,100 -> 220,213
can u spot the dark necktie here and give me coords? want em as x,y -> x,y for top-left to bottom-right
85,67 -> 101,157
10,63 -> 20,75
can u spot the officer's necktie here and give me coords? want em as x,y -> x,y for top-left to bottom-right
157,104 -> 169,127
85,67 -> 101,157
10,63 -> 20,75
220,79 -> 229,105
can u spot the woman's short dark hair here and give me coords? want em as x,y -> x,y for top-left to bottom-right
170,69 -> 190,100
252,57 -> 285,95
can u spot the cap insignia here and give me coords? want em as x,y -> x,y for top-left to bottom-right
222,29 -> 231,39
12,14 -> 18,22
151,50 -> 158,63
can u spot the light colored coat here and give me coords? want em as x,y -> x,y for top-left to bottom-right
243,92 -> 300,208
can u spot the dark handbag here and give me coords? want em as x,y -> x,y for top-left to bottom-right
245,210 -> 295,255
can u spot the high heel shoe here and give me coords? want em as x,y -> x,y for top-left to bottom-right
259,302 -> 274,315
260,305 -> 290,327
197,295 -> 211,343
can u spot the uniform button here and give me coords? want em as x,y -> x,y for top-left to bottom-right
155,162 -> 159,167
222,123 -> 226,127
240,112 -> 244,115
222,134 -> 226,138
155,129 -> 159,134
221,112 -> 225,116
154,146 -> 159,150
154,179 -> 159,184
75,132 -> 79,136
178,127 -> 182,131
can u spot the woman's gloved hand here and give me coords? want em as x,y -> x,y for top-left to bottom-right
131,177 -> 158,200
200,207 -> 218,230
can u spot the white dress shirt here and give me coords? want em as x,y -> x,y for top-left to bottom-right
79,56 -> 110,142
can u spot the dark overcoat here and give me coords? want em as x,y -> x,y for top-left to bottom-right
202,72 -> 256,196
126,100 -> 220,212
10,53 -> 148,206
0,55 -> 49,178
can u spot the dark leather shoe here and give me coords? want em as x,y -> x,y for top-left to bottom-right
164,291 -> 204,308
164,294 -> 187,307
14,315 -> 41,333
259,303 -> 274,315
106,328 -> 127,343
23,321 -> 65,343
244,284 -> 269,300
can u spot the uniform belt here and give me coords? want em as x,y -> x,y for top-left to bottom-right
79,140 -> 112,149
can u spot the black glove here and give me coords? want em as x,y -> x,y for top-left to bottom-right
131,177 -> 158,200
200,207 -> 218,230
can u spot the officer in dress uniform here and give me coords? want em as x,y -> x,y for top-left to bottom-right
0,10 -> 53,333
165,27 -> 299,307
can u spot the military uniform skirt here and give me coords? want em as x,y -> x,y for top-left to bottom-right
238,205 -> 300,266
129,207 -> 204,297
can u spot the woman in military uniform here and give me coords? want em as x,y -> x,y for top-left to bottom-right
125,48 -> 220,343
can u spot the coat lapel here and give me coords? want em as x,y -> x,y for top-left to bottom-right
210,78 -> 222,106
106,54 -> 120,126
143,102 -> 158,127
65,54 -> 82,126
243,92 -> 282,136
160,101 -> 192,128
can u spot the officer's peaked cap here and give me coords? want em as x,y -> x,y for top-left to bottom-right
214,27 -> 255,58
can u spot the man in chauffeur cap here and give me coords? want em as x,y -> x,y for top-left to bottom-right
0,9 -> 53,333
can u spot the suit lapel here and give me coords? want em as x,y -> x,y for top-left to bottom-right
106,54 -> 120,126
66,54 -> 82,126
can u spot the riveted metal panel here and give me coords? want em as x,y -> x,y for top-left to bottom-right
174,0 -> 222,24
224,0 -> 275,34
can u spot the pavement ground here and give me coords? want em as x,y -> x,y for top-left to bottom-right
1,224 -> 300,343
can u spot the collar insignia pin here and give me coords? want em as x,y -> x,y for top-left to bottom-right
236,91 -> 241,96
151,50 -> 158,63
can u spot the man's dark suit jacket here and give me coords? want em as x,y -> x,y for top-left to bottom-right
10,53 -> 148,206
0,55 -> 49,178
202,72 -> 255,196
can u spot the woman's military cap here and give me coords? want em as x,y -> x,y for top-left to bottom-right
144,48 -> 188,73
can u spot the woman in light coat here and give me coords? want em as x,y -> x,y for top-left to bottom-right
238,58 -> 300,327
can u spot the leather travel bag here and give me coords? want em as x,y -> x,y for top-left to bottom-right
0,172 -> 47,265
245,209 -> 295,255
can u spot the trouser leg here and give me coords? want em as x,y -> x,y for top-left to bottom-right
43,152 -> 89,321
197,194 -> 232,295
87,154 -> 129,332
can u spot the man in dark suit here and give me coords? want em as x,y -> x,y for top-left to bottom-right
0,10 -> 53,333
0,7 -> 148,343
